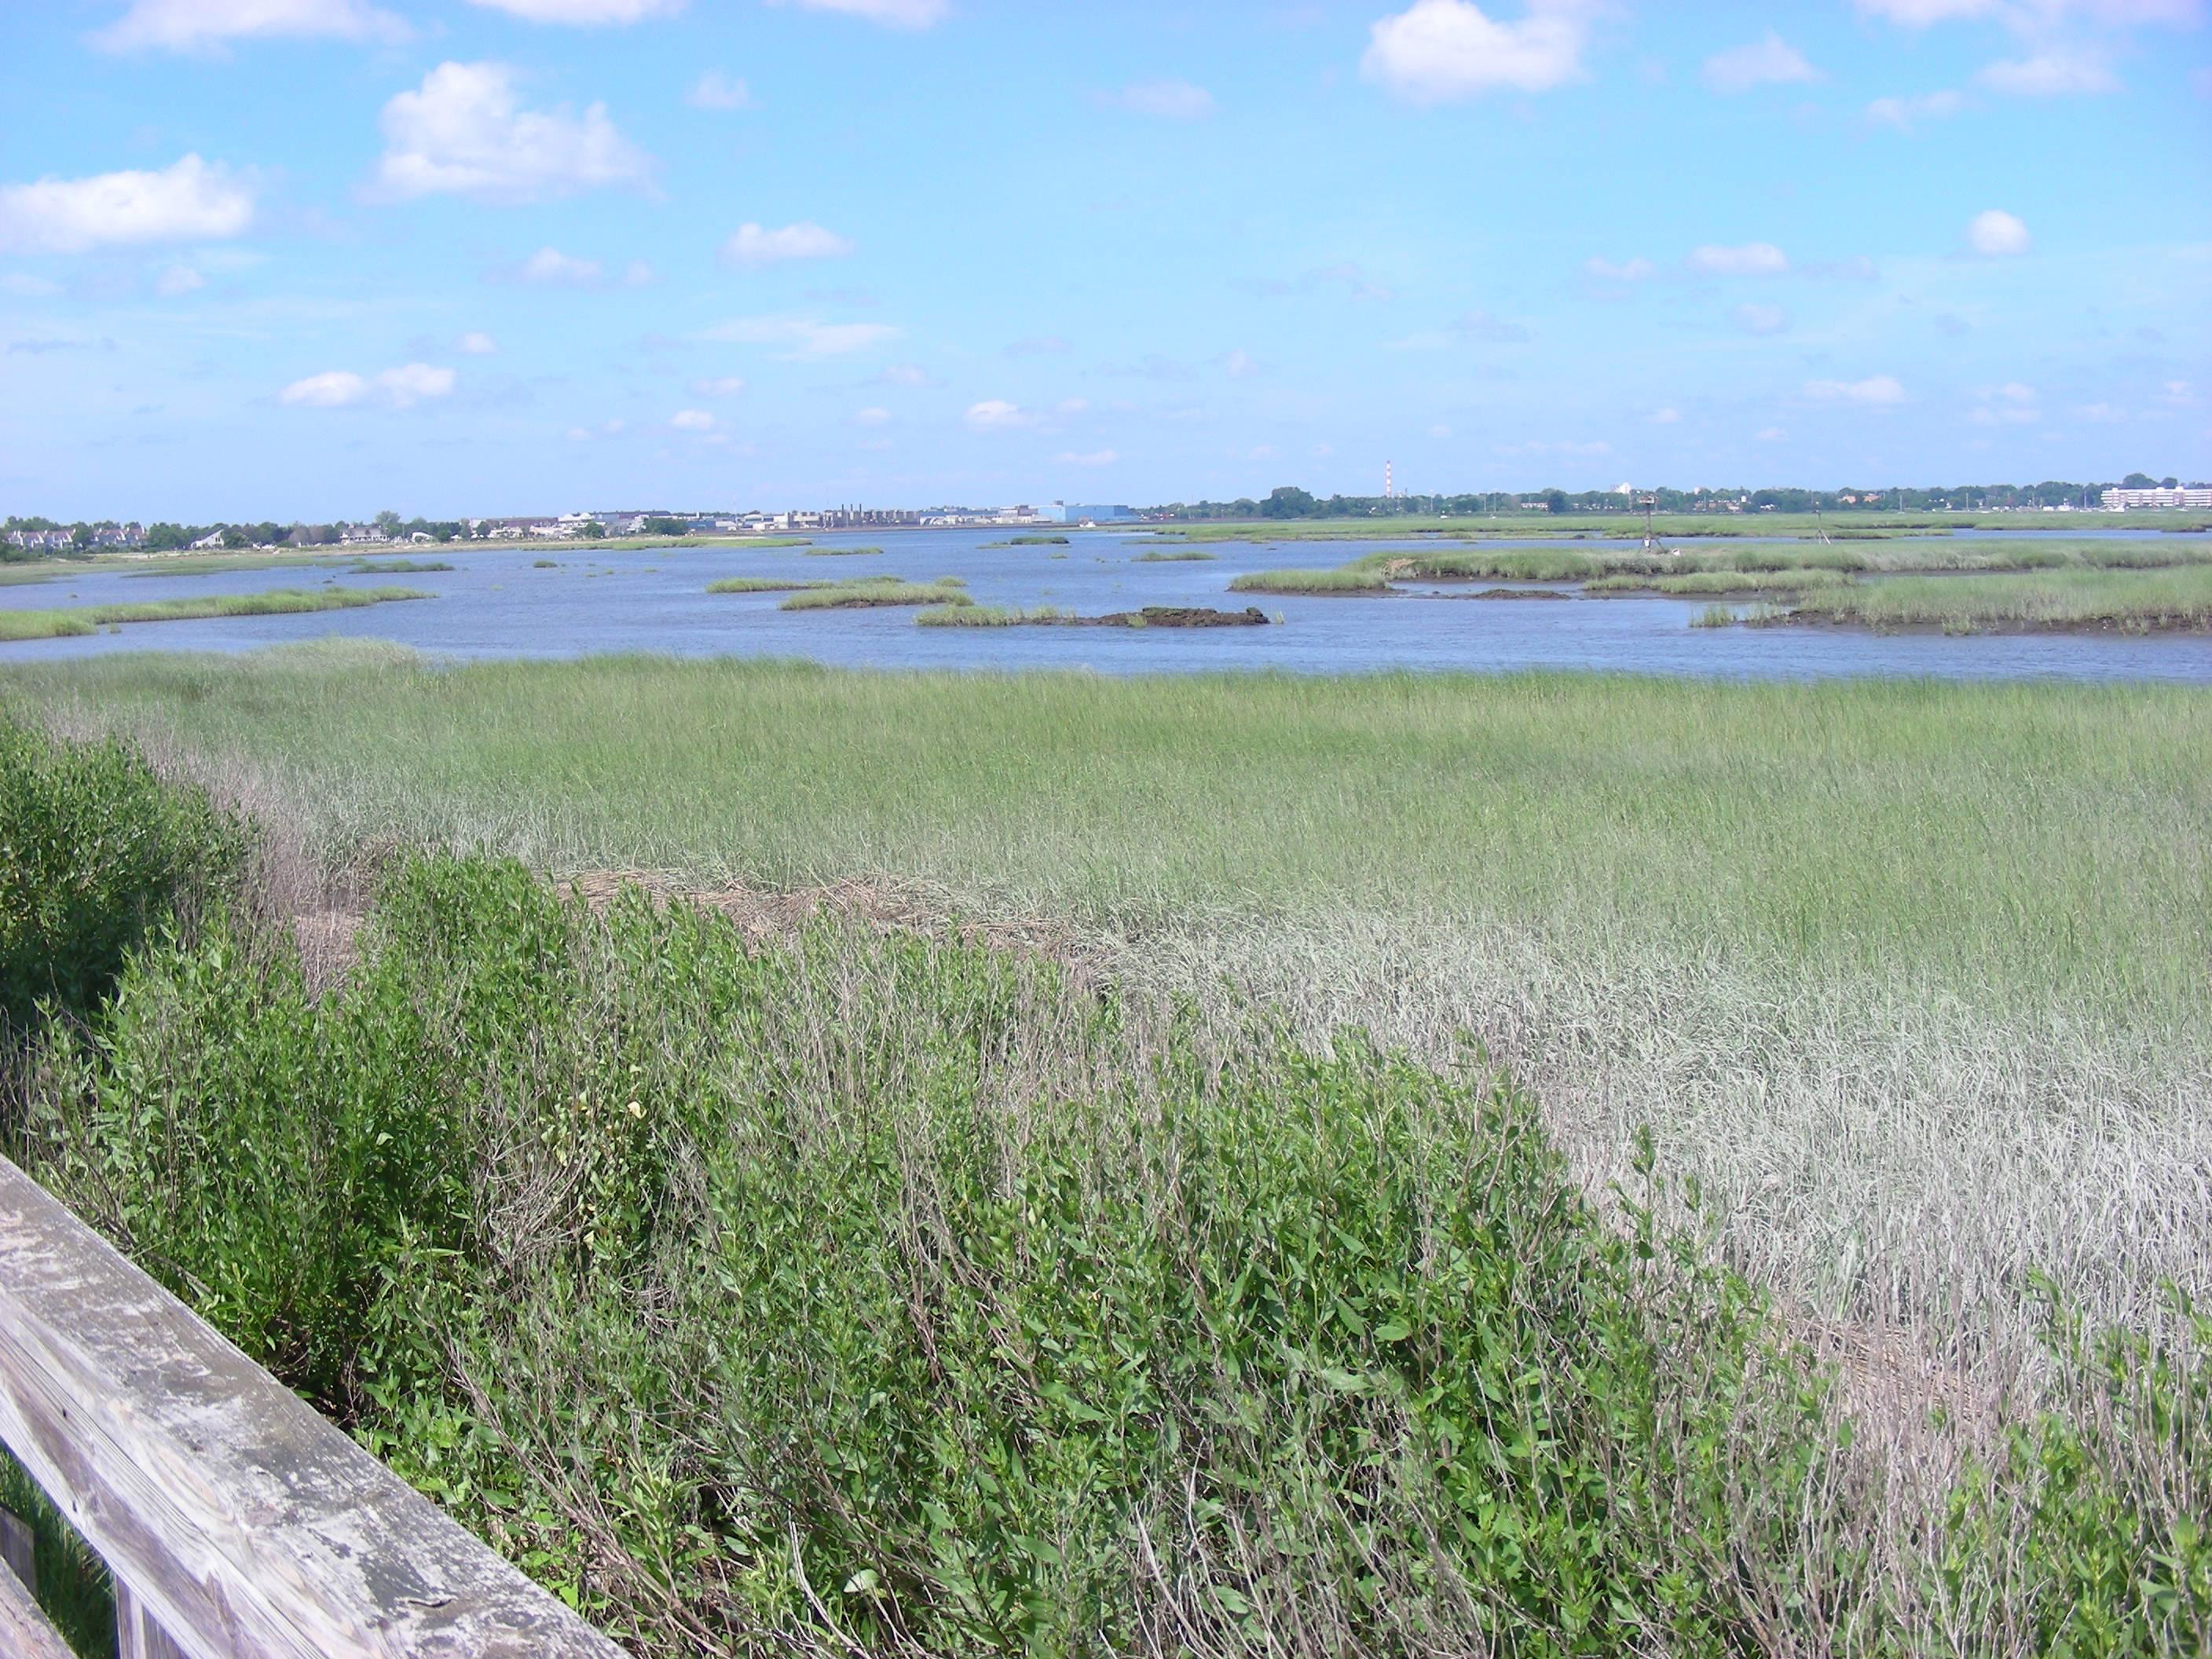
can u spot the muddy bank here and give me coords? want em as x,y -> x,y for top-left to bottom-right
1092,606 -> 1271,628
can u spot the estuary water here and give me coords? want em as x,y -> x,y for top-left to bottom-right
3,528 -> 2207,683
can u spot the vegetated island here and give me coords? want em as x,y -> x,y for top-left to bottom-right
916,604 -> 1271,628
1130,548 -> 1218,562
802,544 -> 885,557
985,533 -> 1071,546
1228,540 -> 2212,633
782,577 -> 972,611
0,586 -> 431,643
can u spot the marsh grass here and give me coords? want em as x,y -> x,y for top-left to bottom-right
349,558 -> 454,574
1130,549 -> 1218,562
1788,564 -> 2212,632
1227,566 -> 1391,595
1588,569 -> 1854,597
914,604 -> 1072,627
802,545 -> 884,557
1692,604 -> 1737,628
0,586 -> 429,642
117,551 -> 346,579
780,577 -> 973,611
705,576 -> 833,593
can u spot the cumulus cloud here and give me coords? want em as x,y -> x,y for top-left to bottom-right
690,375 -> 745,395
852,405 -> 892,426
1805,375 -> 1906,405
1361,0 -> 1591,104
467,0 -> 683,21
1756,426 -> 1788,442
92,0 -> 408,52
1734,302 -> 1787,334
1096,79 -> 1214,119
1497,438 -> 1610,456
966,399 -> 1034,430
771,0 -> 947,27
1972,382 -> 2040,424
1649,407 -> 1681,423
156,263 -> 206,296
670,408 -> 714,430
1222,349 -> 1262,378
458,330 -> 497,354
1852,0 -> 2000,23
1865,89 -> 1965,130
1006,336 -> 1070,357
689,70 -> 752,110
1976,49 -> 2120,93
1456,309 -> 1533,342
1687,242 -> 1789,276
1967,208 -> 2031,255
1702,31 -> 1819,93
1585,255 -> 1656,282
720,221 -> 855,266
0,155 -> 253,254
878,362 -> 930,386
372,61 -> 653,203
1057,449 -> 1119,466
280,361 -> 454,408
512,246 -> 604,285
698,316 -> 899,357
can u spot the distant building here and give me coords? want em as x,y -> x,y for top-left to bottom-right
1038,502 -> 1137,524
2102,485 -> 2212,510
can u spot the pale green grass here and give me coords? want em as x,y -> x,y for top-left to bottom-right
780,577 -> 972,611
0,587 -> 428,642
1228,566 -> 1391,594
1588,569 -> 1854,596
1130,549 -> 1218,562
802,544 -> 884,557
119,551 -> 351,578
705,576 -> 833,594
1785,565 -> 2212,632
1353,548 -> 1607,582
349,558 -> 454,575
6,654 -> 2207,1367
0,568 -> 62,587
914,604 -> 1071,627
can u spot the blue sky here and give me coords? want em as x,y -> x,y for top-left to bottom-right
2,0 -> 2207,519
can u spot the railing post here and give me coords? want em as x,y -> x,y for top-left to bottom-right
115,1581 -> 194,1659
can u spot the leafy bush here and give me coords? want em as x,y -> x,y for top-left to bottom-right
22,855 -> 1866,1654
0,716 -> 241,1035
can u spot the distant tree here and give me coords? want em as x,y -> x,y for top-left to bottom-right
373,509 -> 403,537
2122,472 -> 2156,489
642,515 -> 690,537
251,522 -> 284,547
221,527 -> 249,550
2161,477 -> 2179,489
69,524 -> 96,552
143,523 -> 192,551
1544,489 -> 1568,515
581,520 -> 607,540
1260,485 -> 1317,519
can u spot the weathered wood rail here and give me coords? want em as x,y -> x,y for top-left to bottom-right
0,1153 -> 628,1658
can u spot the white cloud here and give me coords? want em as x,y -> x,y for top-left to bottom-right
0,274 -> 63,298
1756,426 -> 1788,442
373,61 -> 653,203
966,400 -> 1033,430
853,405 -> 891,426
466,0 -> 683,21
1972,382 -> 2040,424
690,374 -> 745,395
2079,401 -> 2124,423
1805,375 -> 1906,405
0,155 -> 254,254
279,361 -> 452,408
1055,397 -> 1089,415
1585,255 -> 1656,282
878,362 -> 929,386
1865,89 -> 1965,130
379,362 -> 453,406
1853,0 -> 1999,23
1223,350 -> 1262,379
458,329 -> 497,354
92,0 -> 408,52
1097,79 -> 1214,119
1057,449 -> 1120,466
771,0 -> 947,27
156,262 -> 205,296
1430,423 -> 1453,438
1967,208 -> 2031,255
1497,438 -> 1611,456
670,408 -> 714,430
1688,241 -> 1789,276
280,370 -> 368,408
1734,302 -> 1787,335
1977,50 -> 2120,93
698,316 -> 900,357
515,246 -> 604,285
1649,407 -> 1681,423
720,221 -> 855,267
1361,0 -> 1591,104
1702,31 -> 1819,93
689,70 -> 752,110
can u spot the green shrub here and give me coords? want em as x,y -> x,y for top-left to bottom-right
20,855 -> 1870,1654
0,716 -> 242,1035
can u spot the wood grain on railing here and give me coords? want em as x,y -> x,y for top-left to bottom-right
0,1154 -> 627,1659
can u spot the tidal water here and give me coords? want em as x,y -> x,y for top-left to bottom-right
3,529 -> 2207,683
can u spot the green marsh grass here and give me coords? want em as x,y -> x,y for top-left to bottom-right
117,551 -> 346,579
779,577 -> 972,611
1787,564 -> 2212,632
8,652 -> 2207,1382
1227,566 -> 1390,595
1130,548 -> 1218,562
914,604 -> 1071,627
349,558 -> 454,574
705,575 -> 833,594
802,544 -> 884,556
0,586 -> 428,642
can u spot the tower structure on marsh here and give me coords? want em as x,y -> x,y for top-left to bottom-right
1384,460 -> 1394,500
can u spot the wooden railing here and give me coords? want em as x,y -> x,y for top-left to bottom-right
0,1154 -> 627,1659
